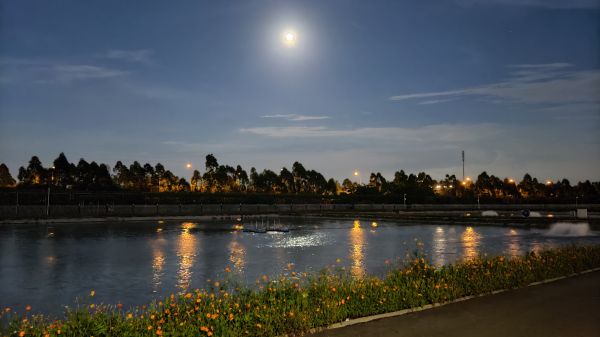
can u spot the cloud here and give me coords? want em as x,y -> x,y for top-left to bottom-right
240,124 -> 500,143
455,0 -> 600,9
390,63 -> 600,105
0,57 -> 128,84
102,49 -> 154,64
261,114 -> 331,121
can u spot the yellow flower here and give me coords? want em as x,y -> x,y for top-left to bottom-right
90,290 -> 95,297
147,326 -> 153,331
126,313 -> 133,319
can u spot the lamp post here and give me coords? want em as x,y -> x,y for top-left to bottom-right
47,166 -> 55,217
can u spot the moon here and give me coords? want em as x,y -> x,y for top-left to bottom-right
282,30 -> 297,47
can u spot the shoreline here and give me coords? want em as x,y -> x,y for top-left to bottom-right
0,212 -> 597,228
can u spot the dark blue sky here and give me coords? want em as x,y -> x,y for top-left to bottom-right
1,0 -> 599,182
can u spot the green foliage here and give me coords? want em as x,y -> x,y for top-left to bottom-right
2,245 -> 600,337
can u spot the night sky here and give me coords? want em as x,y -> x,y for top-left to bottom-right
1,0 -> 599,182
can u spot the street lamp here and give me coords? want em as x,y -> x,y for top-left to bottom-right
47,166 -> 55,217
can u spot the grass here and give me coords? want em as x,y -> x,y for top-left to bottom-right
2,244 -> 600,337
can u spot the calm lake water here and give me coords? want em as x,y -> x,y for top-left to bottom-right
1,217 -> 599,315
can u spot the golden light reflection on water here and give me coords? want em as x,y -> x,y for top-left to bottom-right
506,228 -> 521,259
177,222 -> 198,291
349,220 -> 365,278
152,229 -> 166,292
461,226 -> 480,261
228,233 -> 246,273
432,226 -> 446,267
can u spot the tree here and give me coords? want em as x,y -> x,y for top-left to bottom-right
18,156 -> 46,186
190,170 -> 202,192
0,164 -> 16,187
53,152 -> 74,188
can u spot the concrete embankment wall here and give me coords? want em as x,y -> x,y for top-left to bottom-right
0,203 -> 597,220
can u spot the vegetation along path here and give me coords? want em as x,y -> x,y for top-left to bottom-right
313,270 -> 600,337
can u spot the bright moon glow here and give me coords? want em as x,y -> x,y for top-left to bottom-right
282,30 -> 297,47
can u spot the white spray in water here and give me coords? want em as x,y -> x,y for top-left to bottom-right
481,210 -> 499,217
545,222 -> 593,237
529,211 -> 542,218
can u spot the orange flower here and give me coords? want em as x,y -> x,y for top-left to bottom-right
200,326 -> 209,332
229,313 -> 234,321
116,303 -> 123,309
224,267 -> 231,273
18,331 -> 25,337
126,313 -> 133,319
147,326 -> 153,331
25,305 -> 32,311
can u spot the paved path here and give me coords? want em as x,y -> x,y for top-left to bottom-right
313,271 -> 600,337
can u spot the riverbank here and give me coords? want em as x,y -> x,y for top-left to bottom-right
313,269 -> 600,337
1,211 -> 597,228
1,203 -> 597,223
2,245 -> 599,337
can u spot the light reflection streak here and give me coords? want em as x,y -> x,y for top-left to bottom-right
228,233 -> 246,273
432,226 -> 446,267
177,222 -> 198,291
461,226 -> 480,261
349,220 -> 365,278
152,229 -> 166,292
506,228 -> 521,259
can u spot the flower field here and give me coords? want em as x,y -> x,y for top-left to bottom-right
2,245 -> 600,337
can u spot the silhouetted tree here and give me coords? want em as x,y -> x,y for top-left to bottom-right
0,164 -> 16,187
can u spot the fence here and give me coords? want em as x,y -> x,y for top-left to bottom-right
1,203 -> 597,220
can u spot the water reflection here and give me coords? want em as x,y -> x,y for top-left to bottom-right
349,220 -> 365,278
461,226 -> 480,261
177,222 -> 198,291
506,228 -> 521,259
228,233 -> 246,273
432,226 -> 446,267
151,230 -> 166,292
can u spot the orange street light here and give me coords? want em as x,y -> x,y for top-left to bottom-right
186,163 -> 192,169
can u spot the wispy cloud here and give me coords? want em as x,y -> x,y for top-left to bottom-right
390,63 -> 600,105
456,0 -> 600,9
261,114 -> 331,121
240,124 -> 499,143
101,49 -> 154,64
0,57 -> 128,84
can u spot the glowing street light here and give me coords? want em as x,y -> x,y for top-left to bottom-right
185,163 -> 192,169
545,180 -> 553,185
508,178 -> 515,184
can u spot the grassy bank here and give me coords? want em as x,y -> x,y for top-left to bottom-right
2,245 -> 600,337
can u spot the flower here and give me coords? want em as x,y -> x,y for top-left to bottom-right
25,305 -> 32,311
19,331 -> 25,337
90,290 -> 95,297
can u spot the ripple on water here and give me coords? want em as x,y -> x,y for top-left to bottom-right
258,232 -> 332,248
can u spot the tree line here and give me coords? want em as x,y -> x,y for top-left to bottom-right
0,153 -> 599,203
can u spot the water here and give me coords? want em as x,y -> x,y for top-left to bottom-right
1,218 -> 598,315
